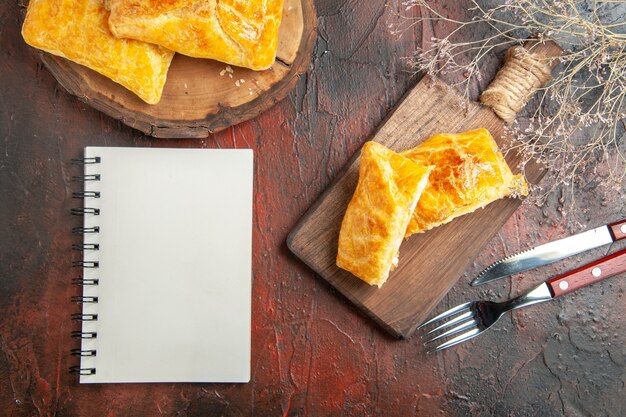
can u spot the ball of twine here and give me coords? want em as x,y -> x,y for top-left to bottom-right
479,46 -> 555,123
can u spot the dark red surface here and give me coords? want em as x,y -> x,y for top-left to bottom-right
1,1 -> 625,416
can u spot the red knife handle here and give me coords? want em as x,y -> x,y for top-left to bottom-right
608,218 -> 626,241
547,247 -> 626,297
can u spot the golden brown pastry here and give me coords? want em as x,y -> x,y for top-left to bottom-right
402,128 -> 527,236
21,0 -> 174,104
337,142 -> 432,287
107,0 -> 284,71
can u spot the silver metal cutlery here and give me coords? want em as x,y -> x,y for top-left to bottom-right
471,219 -> 626,286
420,246 -> 626,353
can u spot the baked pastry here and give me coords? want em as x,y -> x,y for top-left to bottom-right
21,0 -> 175,104
107,0 -> 285,71
337,142 -> 432,287
402,128 -> 527,236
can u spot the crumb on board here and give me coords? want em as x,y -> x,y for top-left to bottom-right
220,65 -> 234,77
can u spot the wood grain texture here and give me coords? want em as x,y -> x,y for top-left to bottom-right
20,0 -> 317,138
287,75 -> 543,338
2,1 -> 625,416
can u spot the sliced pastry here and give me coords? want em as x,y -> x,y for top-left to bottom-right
402,128 -> 527,236
107,0 -> 285,71
337,142 -> 432,287
21,0 -> 175,104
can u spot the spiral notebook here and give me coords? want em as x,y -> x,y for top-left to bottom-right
71,147 -> 253,383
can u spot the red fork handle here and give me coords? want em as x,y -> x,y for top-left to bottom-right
547,247 -> 626,297
608,218 -> 626,241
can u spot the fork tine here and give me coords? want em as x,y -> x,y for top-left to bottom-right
427,328 -> 481,354
423,310 -> 473,336
424,318 -> 478,344
417,302 -> 472,330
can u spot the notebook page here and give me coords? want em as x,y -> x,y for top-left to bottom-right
78,147 -> 253,383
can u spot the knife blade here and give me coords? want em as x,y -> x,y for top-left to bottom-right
471,219 -> 626,286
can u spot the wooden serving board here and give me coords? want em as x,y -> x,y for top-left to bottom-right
20,0 -> 316,138
287,75 -> 545,339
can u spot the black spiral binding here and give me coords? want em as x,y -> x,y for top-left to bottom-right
70,349 -> 97,357
71,156 -> 101,165
72,191 -> 100,199
71,207 -> 100,215
72,174 -> 101,181
72,260 -> 99,268
72,278 -> 99,285
72,243 -> 99,251
70,155 -> 101,377
72,313 -> 98,321
71,331 -> 97,339
71,296 -> 99,303
69,366 -> 96,375
72,226 -> 99,234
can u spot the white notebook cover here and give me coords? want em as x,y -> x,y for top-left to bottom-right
77,147 -> 253,383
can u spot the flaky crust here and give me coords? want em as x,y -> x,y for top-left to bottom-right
337,142 -> 431,287
107,0 -> 284,71
21,0 -> 174,104
402,128 -> 527,236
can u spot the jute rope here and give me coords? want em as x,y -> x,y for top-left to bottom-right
479,46 -> 554,123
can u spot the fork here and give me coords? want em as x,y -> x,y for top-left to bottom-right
419,247 -> 626,353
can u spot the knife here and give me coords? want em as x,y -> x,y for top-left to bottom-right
471,218 -> 626,286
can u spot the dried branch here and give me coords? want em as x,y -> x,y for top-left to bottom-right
394,0 -> 626,209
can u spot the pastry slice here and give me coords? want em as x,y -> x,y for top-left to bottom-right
337,142 -> 432,287
107,0 -> 284,71
22,0 -> 175,104
402,128 -> 527,236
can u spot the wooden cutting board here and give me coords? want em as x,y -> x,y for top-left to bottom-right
19,0 -> 316,138
287,72 -> 546,339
